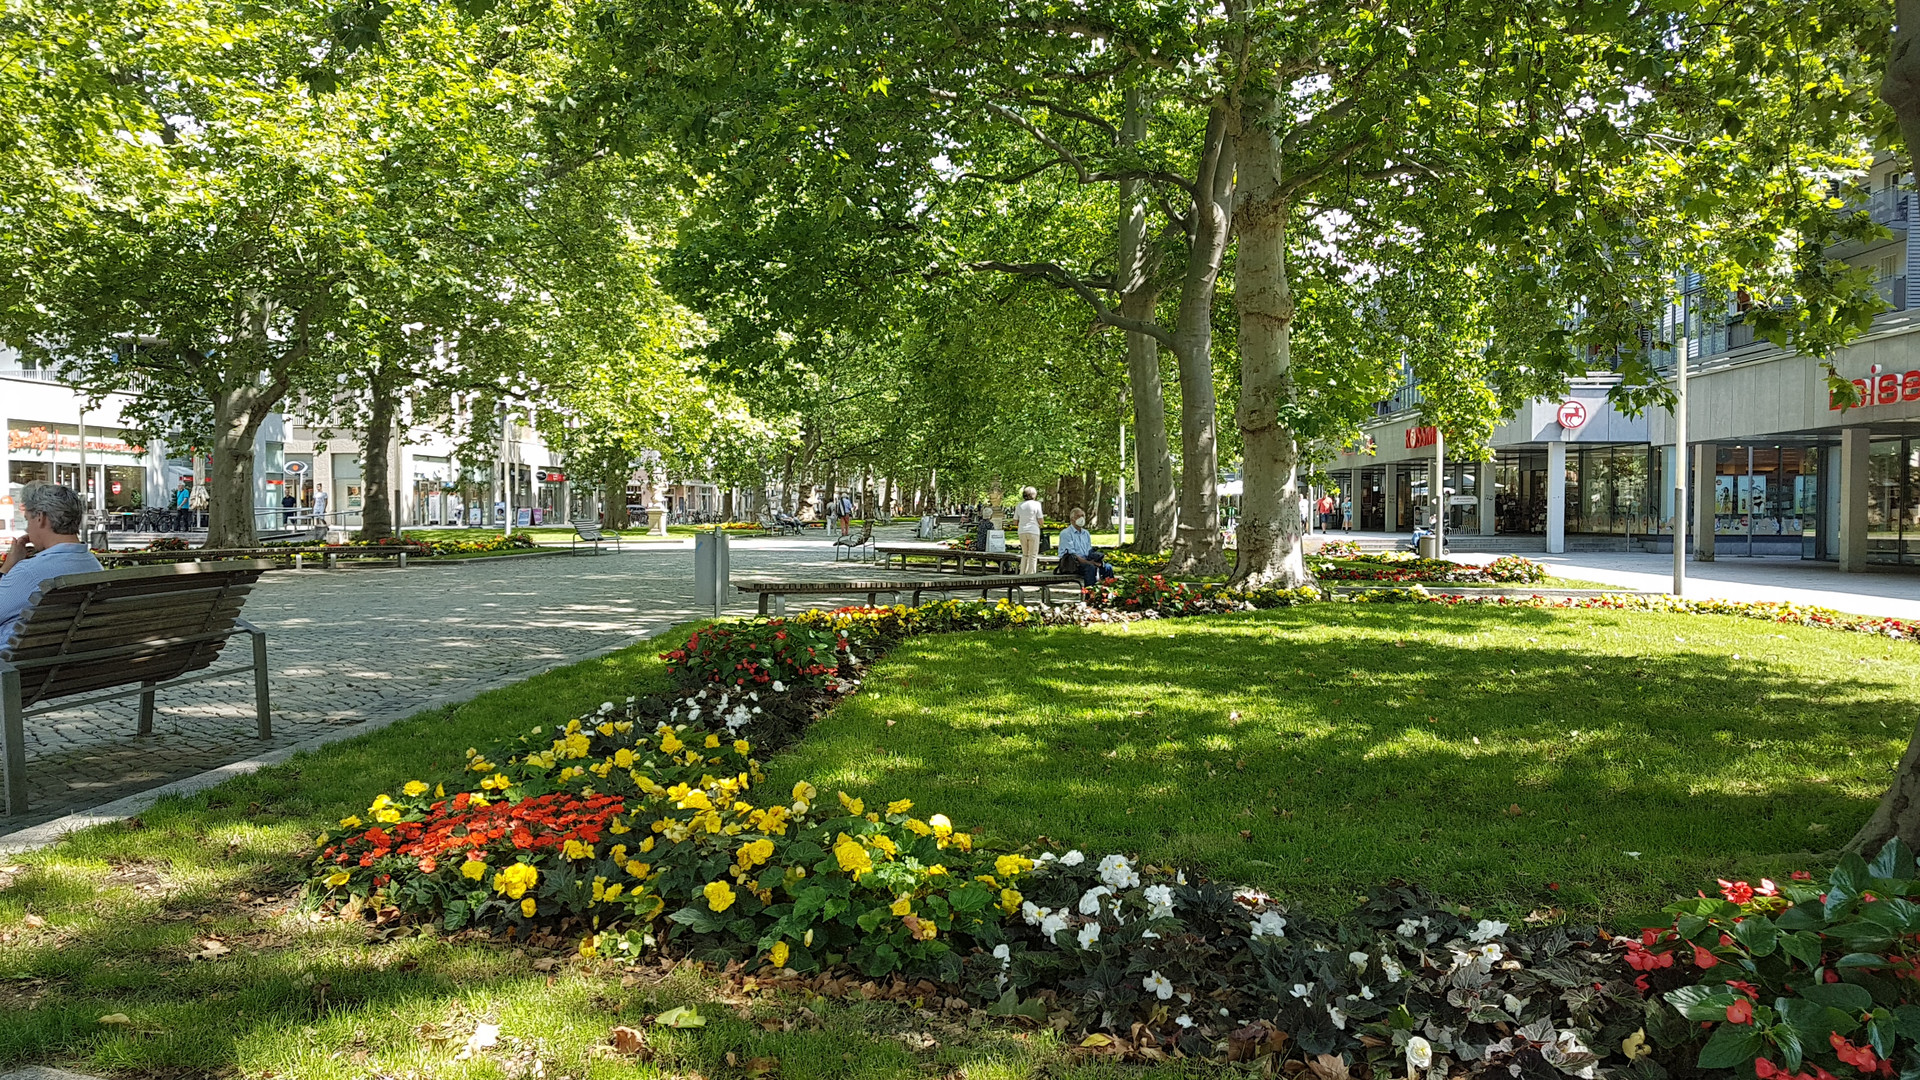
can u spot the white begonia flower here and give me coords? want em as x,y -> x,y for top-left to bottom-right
1349,950 -> 1370,971
1175,1014 -> 1194,1029
1038,852 -> 1057,863
772,680 -> 785,692
1502,993 -> 1523,1014
1407,1036 -> 1434,1071
1021,901 -> 1046,926
1381,955 -> 1404,983
1078,886 -> 1112,915
1143,884 -> 1175,919
1060,850 -> 1085,867
1040,912 -> 1069,940
1076,922 -> 1101,950
1097,854 -> 1138,888
992,944 -> 1011,965
1467,919 -> 1509,943
1141,929 -> 1160,939
599,701 -> 614,713
1143,971 -> 1174,1000
1251,911 -> 1288,940
1359,985 -> 1376,1000
1328,1005 -> 1348,1030
1176,870 -> 1187,885
1397,917 -> 1422,938
1289,982 -> 1315,999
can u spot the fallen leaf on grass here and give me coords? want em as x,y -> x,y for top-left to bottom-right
654,1005 -> 705,1028
22,913 -> 45,928
1079,1034 -> 1113,1048
192,939 -> 231,961
99,1014 -> 133,1026
530,957 -> 558,972
455,1021 -> 500,1059
608,1026 -> 650,1057
1306,1052 -> 1352,1080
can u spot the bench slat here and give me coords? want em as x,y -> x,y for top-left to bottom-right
25,645 -> 229,701
5,603 -> 247,654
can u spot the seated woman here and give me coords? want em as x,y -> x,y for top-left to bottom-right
1053,507 -> 1112,587
970,507 -> 999,551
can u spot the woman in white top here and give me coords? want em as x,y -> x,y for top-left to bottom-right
1014,486 -> 1044,574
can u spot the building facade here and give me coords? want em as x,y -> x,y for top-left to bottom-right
1329,159 -> 1920,568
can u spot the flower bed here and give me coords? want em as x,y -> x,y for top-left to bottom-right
1309,554 -> 1549,585
311,590 -> 1920,1071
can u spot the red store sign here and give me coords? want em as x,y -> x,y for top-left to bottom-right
1404,426 -> 1438,449
1831,369 -> 1920,410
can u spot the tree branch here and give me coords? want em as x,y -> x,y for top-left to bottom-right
968,260 -> 1176,348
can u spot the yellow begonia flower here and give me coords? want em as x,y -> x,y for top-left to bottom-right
604,883 -> 624,901
627,860 -> 651,878
833,835 -> 874,879
769,941 -> 790,967
613,748 -> 636,768
375,808 -> 402,824
925,864 -> 948,876
521,897 -> 536,918
434,783 -> 445,798
734,739 -> 752,757
461,859 -> 487,881
660,729 -> 683,754
736,838 -> 775,868
704,733 -> 721,749
338,815 -> 362,829
887,799 -> 913,815
704,880 -> 737,912
837,791 -> 864,816
492,863 -> 539,900
975,874 -> 998,888
903,818 -> 931,837
928,813 -> 953,837
1001,888 -> 1023,914
867,834 -> 898,857
792,781 -> 817,803
954,833 -> 973,852
402,781 -> 429,797
890,896 -> 912,916
369,794 -> 393,811
563,838 -> 594,860
995,854 -> 1034,879
325,870 -> 351,887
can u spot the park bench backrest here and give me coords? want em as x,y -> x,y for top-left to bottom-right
577,524 -> 604,540
0,561 -> 271,709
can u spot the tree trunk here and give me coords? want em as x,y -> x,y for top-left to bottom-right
1226,77 -> 1309,588
1166,105 -> 1235,577
1094,476 -> 1114,530
1115,87 -> 1178,554
881,474 -> 894,519
205,389 -> 270,549
357,380 -> 397,541
604,471 -> 630,529
1852,3 -> 1920,854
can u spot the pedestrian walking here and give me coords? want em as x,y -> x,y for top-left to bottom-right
1317,493 -> 1334,531
1014,485 -> 1044,574
1340,495 -> 1353,531
313,488 -> 330,527
173,478 -> 193,532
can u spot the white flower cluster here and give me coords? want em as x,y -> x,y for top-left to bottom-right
1250,910 -> 1288,940
670,686 -> 764,735
1097,853 -> 1140,889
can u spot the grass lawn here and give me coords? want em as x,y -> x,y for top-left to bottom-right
765,604 -> 1909,923
0,628 -> 1156,1080
2,603 -> 1912,1078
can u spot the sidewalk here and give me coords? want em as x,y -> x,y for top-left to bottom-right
1304,529 -> 1920,621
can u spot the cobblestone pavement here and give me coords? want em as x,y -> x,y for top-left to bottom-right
1,535 -> 913,837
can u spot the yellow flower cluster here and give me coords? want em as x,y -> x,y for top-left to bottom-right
492,862 -> 538,900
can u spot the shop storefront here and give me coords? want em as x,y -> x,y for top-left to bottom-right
7,421 -> 153,527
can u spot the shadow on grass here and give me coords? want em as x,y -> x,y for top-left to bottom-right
767,603 -> 1909,920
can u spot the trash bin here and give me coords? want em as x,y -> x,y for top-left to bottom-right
1417,536 -> 1439,559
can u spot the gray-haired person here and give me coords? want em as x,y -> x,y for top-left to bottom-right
0,484 -> 104,643
1014,485 -> 1044,574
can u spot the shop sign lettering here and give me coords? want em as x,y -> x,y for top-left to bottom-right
1831,370 -> 1920,410
1404,426 -> 1438,449
7,425 -> 145,456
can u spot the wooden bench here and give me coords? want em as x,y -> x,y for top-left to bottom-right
322,544 -> 420,569
2,561 -> 275,815
733,573 -> 1067,616
874,543 -> 1059,575
103,546 -> 321,567
572,521 -> 624,554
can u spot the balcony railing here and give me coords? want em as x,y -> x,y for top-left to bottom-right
1844,188 -> 1911,227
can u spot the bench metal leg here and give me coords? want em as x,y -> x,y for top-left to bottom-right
137,682 -> 156,735
2,665 -> 25,816
326,552 -> 337,570
241,619 -> 272,738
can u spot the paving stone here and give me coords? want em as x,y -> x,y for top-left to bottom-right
0,537 -> 908,838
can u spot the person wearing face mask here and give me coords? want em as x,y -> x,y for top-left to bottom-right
1053,506 -> 1112,588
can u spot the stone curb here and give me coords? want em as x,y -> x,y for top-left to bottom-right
0,621 -> 683,855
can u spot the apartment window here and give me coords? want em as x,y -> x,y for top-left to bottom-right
1882,255 -> 1899,281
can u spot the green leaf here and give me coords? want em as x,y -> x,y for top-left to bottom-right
1773,1020 -> 1805,1073
1800,982 -> 1873,1013
1869,838 -> 1916,881
985,990 -> 1047,1021
653,1005 -> 705,1028
1697,1023 -> 1767,1069
1732,918 -> 1782,957
666,903 -> 726,935
1827,949 -> 1889,968
1780,931 -> 1824,966
1666,985 -> 1740,1021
